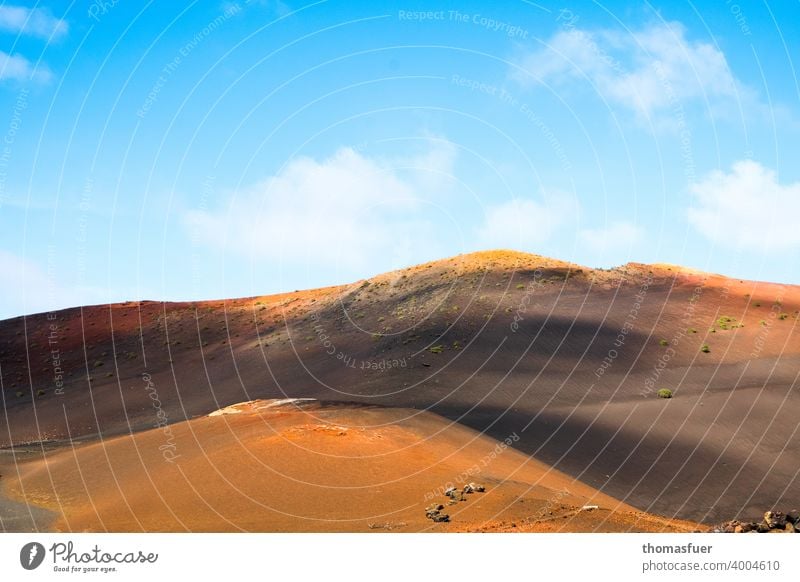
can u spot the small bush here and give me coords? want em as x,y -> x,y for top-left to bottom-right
659,339 -> 669,347
93,360 -> 104,368
688,328 -> 697,334
36,389 -> 45,396
429,345 -> 444,354
516,283 -> 525,289
778,313 -> 789,320
657,388 -> 673,399
701,344 -> 711,353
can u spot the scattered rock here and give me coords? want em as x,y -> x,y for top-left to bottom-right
425,503 -> 449,523
717,509 -> 798,533
426,483 -> 487,523
367,521 -> 407,531
463,482 -> 485,494
722,521 -> 737,533
444,486 -> 465,501
764,511 -> 787,529
425,503 -> 444,514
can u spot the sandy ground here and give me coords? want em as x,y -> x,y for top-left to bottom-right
0,448 -> 57,531
1,250 -> 798,525
2,400 -> 701,533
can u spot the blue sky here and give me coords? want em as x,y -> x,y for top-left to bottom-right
0,0 -> 799,318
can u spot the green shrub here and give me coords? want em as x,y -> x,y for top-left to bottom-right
657,388 -> 673,399
429,345 -> 444,354
701,344 -> 711,353
659,339 -> 669,347
516,283 -> 525,289
688,328 -> 697,334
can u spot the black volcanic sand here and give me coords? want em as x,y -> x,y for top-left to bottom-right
1,250 -> 798,524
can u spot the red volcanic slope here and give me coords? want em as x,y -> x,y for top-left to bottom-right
1,250 -> 799,523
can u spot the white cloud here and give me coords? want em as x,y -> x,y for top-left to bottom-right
580,221 -> 644,251
0,250 -> 126,318
513,21 -> 742,123
688,160 -> 800,251
185,141 -> 458,273
0,250 -> 53,318
476,193 -> 578,251
0,51 -> 51,83
0,5 -> 68,40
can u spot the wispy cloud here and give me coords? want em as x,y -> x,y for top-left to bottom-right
0,250 -> 53,318
512,20 -> 749,126
0,249 -> 121,319
0,50 -> 51,83
0,5 -> 68,40
185,140 -> 458,273
689,160 -> 800,252
476,192 -> 578,251
579,221 -> 644,252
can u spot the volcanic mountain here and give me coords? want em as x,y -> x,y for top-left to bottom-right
1,250 -> 798,531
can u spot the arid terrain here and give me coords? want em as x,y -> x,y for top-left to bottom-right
1,250 -> 798,531
2,399 -> 699,532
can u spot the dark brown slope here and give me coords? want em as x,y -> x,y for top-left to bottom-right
1,250 -> 799,523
